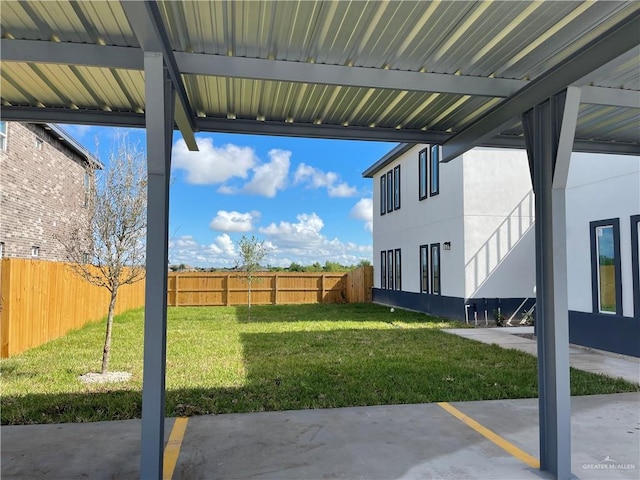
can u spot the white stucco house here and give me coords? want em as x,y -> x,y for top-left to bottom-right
363,144 -> 640,357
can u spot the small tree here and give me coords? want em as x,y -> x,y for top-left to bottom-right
60,135 -> 146,375
236,235 -> 267,320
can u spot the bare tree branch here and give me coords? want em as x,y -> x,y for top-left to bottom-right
57,132 -> 147,374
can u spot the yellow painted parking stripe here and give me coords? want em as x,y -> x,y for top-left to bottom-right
163,417 -> 189,480
437,402 -> 540,469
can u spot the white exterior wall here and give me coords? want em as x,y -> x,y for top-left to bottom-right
565,152 -> 640,316
462,148 -> 536,299
371,145 -> 639,315
372,145 -> 465,297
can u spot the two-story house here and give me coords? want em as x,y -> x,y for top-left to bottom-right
364,144 -> 640,356
0,122 -> 102,262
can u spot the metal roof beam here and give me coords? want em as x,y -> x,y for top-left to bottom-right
441,9 -> 640,162
0,105 -> 443,143
177,53 -> 640,107
483,135 -> 640,156
174,52 -> 525,98
4,105 -> 637,156
0,39 -> 143,70
121,0 -> 197,151
195,117 -> 450,144
0,105 -> 147,127
581,86 -> 640,109
1,39 -> 635,108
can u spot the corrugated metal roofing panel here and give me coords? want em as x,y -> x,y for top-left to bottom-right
576,105 -> 640,144
1,62 -> 145,113
183,73 -> 506,132
487,105 -> 640,146
0,0 -> 637,151
1,0 -> 136,46
156,1 -> 637,82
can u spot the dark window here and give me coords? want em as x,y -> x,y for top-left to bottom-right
387,250 -> 394,290
430,145 -> 440,196
419,148 -> 428,200
632,215 -> 640,318
380,251 -> 387,289
590,219 -> 622,315
394,248 -> 402,290
380,175 -> 386,215
430,243 -> 440,295
386,171 -> 393,214
420,245 -> 429,293
393,165 -> 401,210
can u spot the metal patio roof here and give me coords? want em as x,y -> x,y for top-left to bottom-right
2,3 -> 639,479
1,1 -> 639,157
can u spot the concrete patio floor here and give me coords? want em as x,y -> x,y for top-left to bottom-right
445,326 -> 640,385
2,393 -> 639,480
3,327 -> 638,480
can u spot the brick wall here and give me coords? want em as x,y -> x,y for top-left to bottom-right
0,123 -> 93,262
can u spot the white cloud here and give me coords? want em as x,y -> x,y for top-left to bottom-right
329,182 -> 357,197
293,163 -> 357,197
169,234 -> 238,267
170,211 -> 373,269
172,137 -> 257,184
257,212 -> 372,267
206,234 -> 236,256
209,210 -> 259,232
350,198 -> 373,232
259,213 -> 325,248
242,149 -> 290,197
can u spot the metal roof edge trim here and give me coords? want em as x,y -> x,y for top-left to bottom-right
363,136 -> 640,178
47,123 -> 103,169
362,143 -> 413,178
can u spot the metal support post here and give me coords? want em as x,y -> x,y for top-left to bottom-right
522,87 -> 580,480
140,52 -> 175,480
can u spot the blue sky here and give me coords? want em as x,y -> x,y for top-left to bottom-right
63,124 -> 394,268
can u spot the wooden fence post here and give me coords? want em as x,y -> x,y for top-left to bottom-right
273,274 -> 278,305
1,258 -> 12,357
224,274 -> 229,306
174,274 -> 179,306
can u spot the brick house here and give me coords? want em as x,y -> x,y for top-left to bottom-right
0,122 -> 102,262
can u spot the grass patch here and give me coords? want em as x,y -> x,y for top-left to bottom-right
1,303 -> 637,424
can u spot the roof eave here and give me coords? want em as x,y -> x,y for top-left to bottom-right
362,143 -> 414,178
46,123 -> 104,169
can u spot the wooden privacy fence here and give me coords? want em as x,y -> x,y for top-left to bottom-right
0,261 -> 372,357
167,266 -> 373,306
0,258 -> 145,358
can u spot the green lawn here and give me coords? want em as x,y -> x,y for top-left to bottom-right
1,304 -> 637,425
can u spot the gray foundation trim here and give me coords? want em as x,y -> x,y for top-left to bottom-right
569,311 -> 640,358
372,289 -> 464,320
372,290 -> 533,323
373,290 -> 637,357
